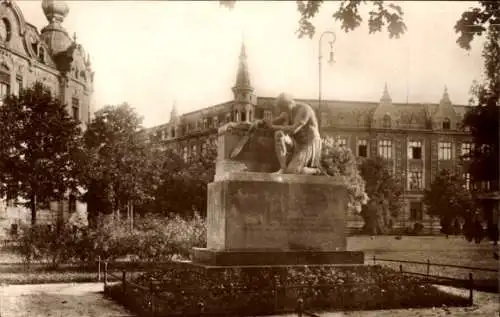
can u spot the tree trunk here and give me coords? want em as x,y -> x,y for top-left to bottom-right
30,193 -> 37,226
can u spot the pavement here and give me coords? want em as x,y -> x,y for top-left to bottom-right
0,282 -> 497,317
0,282 -> 133,317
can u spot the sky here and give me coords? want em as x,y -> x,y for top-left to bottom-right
17,1 -> 486,128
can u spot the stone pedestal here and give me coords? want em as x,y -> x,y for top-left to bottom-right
192,171 -> 364,266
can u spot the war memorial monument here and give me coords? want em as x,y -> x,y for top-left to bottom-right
192,93 -> 364,266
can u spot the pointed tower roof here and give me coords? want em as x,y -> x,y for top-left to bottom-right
440,85 -> 451,104
169,100 -> 178,123
233,41 -> 252,90
431,85 -> 458,129
380,82 -> 392,103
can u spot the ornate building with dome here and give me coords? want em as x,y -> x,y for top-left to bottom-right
0,0 -> 93,237
146,42 -> 478,234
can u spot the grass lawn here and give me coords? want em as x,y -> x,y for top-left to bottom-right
348,235 -> 498,290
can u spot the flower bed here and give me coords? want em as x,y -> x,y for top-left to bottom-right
105,264 -> 471,316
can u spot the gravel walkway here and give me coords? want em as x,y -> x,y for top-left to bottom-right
0,282 -> 497,317
0,282 -> 133,317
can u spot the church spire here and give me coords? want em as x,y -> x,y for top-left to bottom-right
233,41 -> 252,91
381,82 -> 392,103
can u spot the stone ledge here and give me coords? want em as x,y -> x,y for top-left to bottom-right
214,171 -> 345,185
192,247 -> 364,266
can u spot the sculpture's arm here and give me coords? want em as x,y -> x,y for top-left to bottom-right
270,112 -> 289,125
270,107 -> 308,135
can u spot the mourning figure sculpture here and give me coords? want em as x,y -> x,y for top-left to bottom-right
231,93 -> 327,175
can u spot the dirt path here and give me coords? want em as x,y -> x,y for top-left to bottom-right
0,282 -> 133,317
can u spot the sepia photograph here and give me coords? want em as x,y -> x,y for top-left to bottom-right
0,0 -> 497,316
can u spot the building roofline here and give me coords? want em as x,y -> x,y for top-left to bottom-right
256,96 -> 470,108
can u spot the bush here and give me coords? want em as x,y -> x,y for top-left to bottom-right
14,213 -> 207,267
15,224 -> 87,268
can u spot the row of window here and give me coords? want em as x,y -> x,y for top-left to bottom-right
380,114 -> 454,130
0,67 -> 81,122
335,137 -> 472,161
181,138 -> 217,162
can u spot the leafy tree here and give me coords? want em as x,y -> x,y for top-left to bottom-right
0,82 -> 82,225
358,156 -> 404,235
81,103 -> 158,227
320,137 -> 368,215
423,169 -> 476,236
152,143 -> 217,217
221,1 -> 407,39
462,25 -> 499,244
221,1 -> 497,48
454,1 -> 500,50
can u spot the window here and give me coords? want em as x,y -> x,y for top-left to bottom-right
240,111 -> 246,122
410,202 -> 423,221
442,117 -> 451,130
463,173 -> 471,190
182,146 -> 188,162
191,144 -> 197,157
378,139 -> 392,159
72,97 -> 79,121
382,114 -> 391,128
203,118 -> 208,129
438,142 -> 452,160
337,137 -> 347,148
461,142 -> 472,160
357,139 -> 368,157
15,75 -> 22,96
0,64 -> 10,101
408,141 -> 422,160
202,143 -> 207,155
10,223 -> 18,236
171,128 -> 175,138
213,116 -> 219,127
226,113 -> 232,123
408,170 -> 423,190
264,110 -> 273,121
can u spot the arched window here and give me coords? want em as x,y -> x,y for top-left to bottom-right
382,114 -> 391,128
0,64 -> 10,100
442,117 -> 451,130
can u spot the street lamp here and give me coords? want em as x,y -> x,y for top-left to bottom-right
318,30 -> 336,132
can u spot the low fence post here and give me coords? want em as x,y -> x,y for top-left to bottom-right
373,255 -> 376,264
122,270 -> 127,293
149,277 -> 155,317
426,259 -> 430,278
399,264 -> 403,274
468,273 -> 473,305
297,298 -> 304,317
97,256 -> 101,282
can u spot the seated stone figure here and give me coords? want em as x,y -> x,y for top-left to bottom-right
251,93 -> 324,175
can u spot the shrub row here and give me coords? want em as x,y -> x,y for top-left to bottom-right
14,213 -> 207,268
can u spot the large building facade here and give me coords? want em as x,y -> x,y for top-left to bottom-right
0,0 -> 93,237
147,43 -> 475,234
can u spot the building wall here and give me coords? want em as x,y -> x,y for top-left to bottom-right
0,1 -> 93,233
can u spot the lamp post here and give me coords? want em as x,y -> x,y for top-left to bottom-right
318,30 -> 336,132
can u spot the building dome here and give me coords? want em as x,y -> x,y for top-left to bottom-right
40,0 -> 72,55
42,0 -> 69,24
